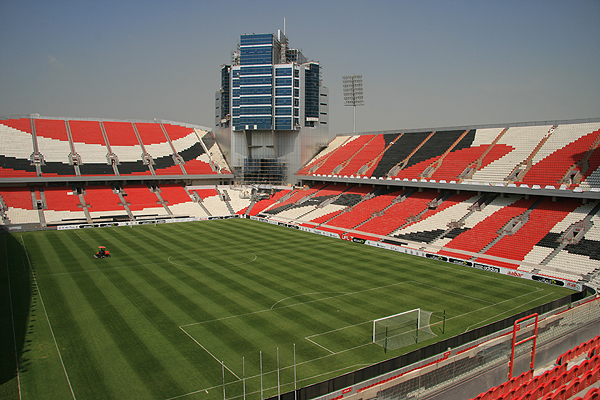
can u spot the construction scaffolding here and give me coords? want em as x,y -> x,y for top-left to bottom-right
241,158 -> 286,185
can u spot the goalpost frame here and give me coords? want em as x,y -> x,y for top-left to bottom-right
373,308 -> 421,343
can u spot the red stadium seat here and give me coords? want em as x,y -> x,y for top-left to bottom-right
584,387 -> 600,400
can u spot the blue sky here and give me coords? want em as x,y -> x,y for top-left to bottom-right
0,0 -> 598,135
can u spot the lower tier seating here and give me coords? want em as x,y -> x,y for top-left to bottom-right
471,335 -> 600,400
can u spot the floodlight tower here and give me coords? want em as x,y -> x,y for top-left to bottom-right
342,75 -> 364,133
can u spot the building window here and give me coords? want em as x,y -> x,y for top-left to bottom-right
276,98 -> 292,106
275,107 -> 292,116
275,68 -> 292,76
276,88 -> 292,96
275,77 -> 292,86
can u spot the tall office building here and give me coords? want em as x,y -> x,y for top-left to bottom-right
215,30 -> 330,184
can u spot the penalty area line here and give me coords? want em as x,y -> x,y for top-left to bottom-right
305,337 -> 335,354
178,326 -> 240,380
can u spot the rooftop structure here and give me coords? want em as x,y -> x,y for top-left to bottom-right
215,30 -> 331,185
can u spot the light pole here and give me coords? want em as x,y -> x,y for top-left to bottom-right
342,75 -> 364,133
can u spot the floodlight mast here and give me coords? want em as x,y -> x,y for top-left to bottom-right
342,75 -> 364,133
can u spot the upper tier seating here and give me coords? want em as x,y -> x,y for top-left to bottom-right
34,119 -> 77,176
297,135 -> 353,175
298,122 -> 600,190
69,120 -> 114,175
337,135 -> 385,176
164,124 -> 216,175
0,118 -> 37,177
103,121 -> 151,176
387,130 -> 477,180
307,136 -> 375,175
466,125 -> 553,184
0,117 -> 231,178
520,123 -> 600,188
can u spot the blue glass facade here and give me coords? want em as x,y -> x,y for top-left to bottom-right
232,33 -> 280,130
216,30 -> 329,184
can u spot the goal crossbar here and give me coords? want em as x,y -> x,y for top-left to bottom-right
373,308 -> 421,343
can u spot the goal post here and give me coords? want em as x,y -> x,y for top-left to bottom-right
373,308 -> 437,351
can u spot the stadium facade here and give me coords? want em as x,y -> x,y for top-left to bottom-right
214,30 -> 331,185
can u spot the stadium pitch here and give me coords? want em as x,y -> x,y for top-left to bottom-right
1,218 -> 574,400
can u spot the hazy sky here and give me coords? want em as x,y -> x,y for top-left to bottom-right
1,0 -> 599,135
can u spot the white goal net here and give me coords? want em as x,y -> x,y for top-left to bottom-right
373,308 -> 437,351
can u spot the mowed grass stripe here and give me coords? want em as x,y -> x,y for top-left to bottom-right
16,219 -> 575,400
84,226 -> 262,385
25,233 -> 131,399
44,232 -> 168,399
101,226 -> 249,323
43,232 -> 184,399
97,266 -> 224,389
130,225 -> 272,317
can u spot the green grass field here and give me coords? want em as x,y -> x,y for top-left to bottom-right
1,218 -> 574,400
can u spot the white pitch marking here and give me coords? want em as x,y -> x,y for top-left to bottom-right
270,292 -> 349,309
304,337 -> 335,354
167,253 -> 257,269
463,290 -> 555,332
178,326 -> 240,380
21,235 -> 77,400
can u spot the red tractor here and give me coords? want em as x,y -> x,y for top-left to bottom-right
94,246 -> 111,259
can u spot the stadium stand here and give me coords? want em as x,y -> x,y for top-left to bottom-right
0,186 -> 40,224
261,183 -> 328,215
119,184 -> 168,218
82,185 -> 128,219
354,189 -> 439,235
465,125 -> 554,185
297,135 -> 354,175
309,135 -> 375,175
3,117 -> 599,288
470,335 -> 600,400
42,186 -> 86,223
103,121 -> 152,176
246,187 -> 291,216
0,117 -> 38,177
335,135 -> 384,176
3,114 -> 600,400
68,120 -> 115,176
520,123 -> 600,188
0,117 -> 232,179
301,121 -> 600,192
34,118 -> 77,177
